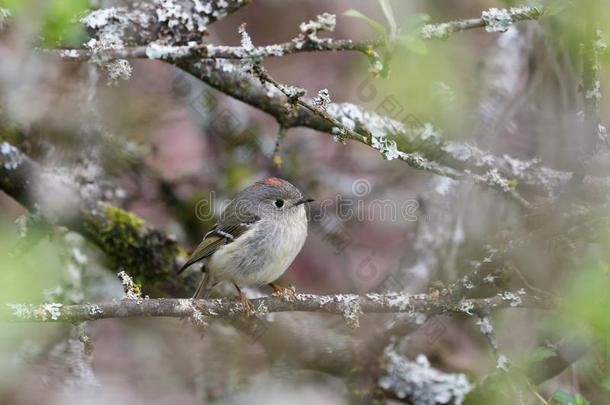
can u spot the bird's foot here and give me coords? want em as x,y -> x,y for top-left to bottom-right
269,283 -> 297,301
232,283 -> 255,316
237,290 -> 254,316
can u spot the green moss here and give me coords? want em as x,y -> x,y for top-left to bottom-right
102,205 -> 145,231
83,204 -> 180,289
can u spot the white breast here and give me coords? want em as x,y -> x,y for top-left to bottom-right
207,206 -> 308,286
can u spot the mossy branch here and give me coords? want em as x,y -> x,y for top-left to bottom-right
0,141 -> 194,295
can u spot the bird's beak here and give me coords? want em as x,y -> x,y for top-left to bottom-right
294,198 -> 314,207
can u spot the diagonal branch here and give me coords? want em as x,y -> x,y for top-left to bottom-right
0,140 -> 192,293
250,62 -> 535,209
38,3 -> 601,206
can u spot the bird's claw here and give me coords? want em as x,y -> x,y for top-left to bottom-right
239,292 -> 255,316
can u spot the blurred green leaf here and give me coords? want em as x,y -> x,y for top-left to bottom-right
398,35 -> 428,55
602,377 -> 610,392
344,9 -> 388,35
41,0 -> 89,46
0,219 -> 65,389
400,12 -> 431,33
563,264 -> 610,339
544,0 -> 573,17
551,391 -> 591,405
526,346 -> 557,364
1,0 -> 89,46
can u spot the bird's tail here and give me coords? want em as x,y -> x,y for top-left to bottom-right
192,270 -> 212,299
176,256 -> 199,275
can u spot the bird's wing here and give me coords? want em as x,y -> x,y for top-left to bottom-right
177,214 -> 260,274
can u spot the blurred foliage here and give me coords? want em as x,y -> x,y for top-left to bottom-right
354,39 -> 470,138
344,6 -> 428,78
557,223 -> 610,341
563,260 -> 610,340
550,227 -> 610,402
0,219 -> 64,306
1,0 -> 89,46
551,391 -> 591,405
0,219 -> 65,390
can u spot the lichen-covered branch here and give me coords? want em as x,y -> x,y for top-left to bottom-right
379,346 -> 472,404
3,291 -> 551,323
186,60 -> 544,205
420,6 -> 544,39
20,2 -> 562,203
48,37 -> 379,62
50,5 -> 546,62
39,2 -> 589,205
186,58 -> 610,202
251,62 -> 535,209
0,141 -> 191,293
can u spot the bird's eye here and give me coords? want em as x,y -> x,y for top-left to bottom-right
274,199 -> 284,208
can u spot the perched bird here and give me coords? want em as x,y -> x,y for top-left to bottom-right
177,178 -> 313,308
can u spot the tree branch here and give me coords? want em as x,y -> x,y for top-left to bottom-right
47,38 -> 379,62
0,140 -> 193,294
48,6 -> 546,62
420,6 -> 544,39
39,3 -> 608,207
3,292 -> 552,323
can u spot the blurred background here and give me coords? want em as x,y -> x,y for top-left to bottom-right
1,0 -> 610,404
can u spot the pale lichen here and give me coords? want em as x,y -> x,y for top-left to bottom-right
481,6 -> 538,33
106,59 -> 132,85
145,42 -> 195,60
7,303 -> 32,319
585,80 -> 602,100
7,302 -> 63,321
476,316 -> 493,334
480,168 -> 512,192
277,83 -> 307,100
481,8 -> 514,33
313,89 -> 331,110
87,304 -> 104,316
1,141 -> 23,170
331,127 -> 347,144
299,12 -> 336,35
294,13 -> 336,50
337,295 -> 362,328
81,0 -> 248,82
0,7 -> 11,30
371,136 -> 401,161
459,300 -> 475,315
238,23 -> 254,51
385,292 -> 411,311
117,270 -> 144,300
594,30 -> 608,53
81,7 -> 121,29
421,23 -> 452,40
498,291 -> 522,307
379,346 -> 472,404
496,353 -> 509,371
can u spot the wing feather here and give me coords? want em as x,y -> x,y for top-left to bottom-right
177,217 -> 258,274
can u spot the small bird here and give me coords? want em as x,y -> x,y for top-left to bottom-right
177,178 -> 313,308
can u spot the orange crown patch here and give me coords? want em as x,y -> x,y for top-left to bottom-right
257,177 -> 284,186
